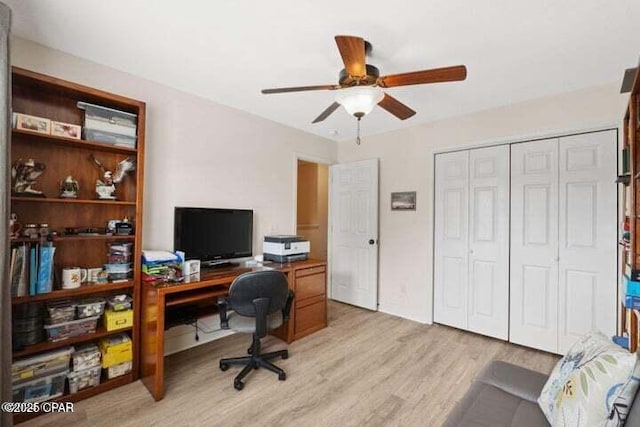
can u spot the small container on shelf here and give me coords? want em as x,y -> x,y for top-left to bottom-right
12,370 -> 68,403
12,303 -> 45,348
46,300 -> 77,324
103,309 -> 133,331
76,298 -> 106,319
44,316 -> 99,342
99,334 -> 132,368
106,361 -> 132,379
106,294 -> 133,312
67,366 -> 101,394
12,347 -> 73,385
71,345 -> 101,371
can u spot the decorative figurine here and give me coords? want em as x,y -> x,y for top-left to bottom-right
9,213 -> 21,239
59,175 -> 79,198
89,154 -> 136,200
11,158 -> 46,196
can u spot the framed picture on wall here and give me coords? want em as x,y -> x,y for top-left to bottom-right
391,191 -> 416,211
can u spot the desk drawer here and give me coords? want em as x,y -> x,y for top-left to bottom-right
294,300 -> 326,339
295,271 -> 326,301
295,265 -> 326,278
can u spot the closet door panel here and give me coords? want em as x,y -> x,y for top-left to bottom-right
510,139 -> 559,353
468,145 -> 510,339
434,151 -> 469,329
558,130 -> 617,353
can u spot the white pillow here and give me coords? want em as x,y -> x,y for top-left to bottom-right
538,332 -> 640,427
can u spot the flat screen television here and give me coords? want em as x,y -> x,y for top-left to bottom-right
174,207 -> 253,266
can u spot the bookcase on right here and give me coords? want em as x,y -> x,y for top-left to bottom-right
620,60 -> 640,353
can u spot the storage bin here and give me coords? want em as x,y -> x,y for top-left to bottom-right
12,370 -> 68,403
76,298 -> 106,319
103,309 -> 133,331
67,366 -> 101,393
44,316 -> 99,342
71,345 -> 101,371
108,242 -> 133,254
107,253 -> 132,264
99,334 -> 132,368
84,128 -> 136,148
106,361 -> 132,379
106,295 -> 133,312
46,301 -> 77,324
78,101 -> 137,128
12,347 -> 72,385
104,263 -> 132,273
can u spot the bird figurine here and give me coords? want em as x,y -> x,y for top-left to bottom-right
59,175 -> 79,198
89,154 -> 136,200
11,158 -> 46,196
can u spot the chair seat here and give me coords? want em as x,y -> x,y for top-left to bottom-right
227,311 -> 283,333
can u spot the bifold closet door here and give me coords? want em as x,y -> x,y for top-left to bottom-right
434,146 -> 509,338
510,138 -> 560,353
467,145 -> 510,340
434,150 -> 469,330
557,131 -> 617,353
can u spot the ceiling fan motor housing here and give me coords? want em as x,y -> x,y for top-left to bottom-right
339,64 -> 380,87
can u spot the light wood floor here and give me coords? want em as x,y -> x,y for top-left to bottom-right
23,301 -> 559,427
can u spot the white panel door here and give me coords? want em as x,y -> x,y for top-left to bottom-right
434,151 -> 469,330
510,139 -> 559,353
557,131 -> 617,353
330,159 -> 379,310
467,145 -> 510,340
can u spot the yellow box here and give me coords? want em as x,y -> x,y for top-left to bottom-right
103,309 -> 133,331
99,334 -> 132,368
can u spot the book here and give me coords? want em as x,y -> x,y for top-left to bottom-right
10,246 -> 28,297
36,244 -> 55,294
625,264 -> 640,282
29,245 -> 38,296
626,295 -> 640,310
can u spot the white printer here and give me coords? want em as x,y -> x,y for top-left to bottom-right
263,235 -> 310,263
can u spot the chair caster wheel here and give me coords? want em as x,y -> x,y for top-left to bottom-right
281,352 -> 288,360
234,380 -> 244,390
247,347 -> 253,355
220,362 -> 229,371
278,372 -> 286,381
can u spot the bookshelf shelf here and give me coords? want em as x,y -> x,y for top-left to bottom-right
12,326 -> 133,359
10,235 -> 134,244
11,281 -> 134,305
12,128 -> 137,154
11,196 -> 136,206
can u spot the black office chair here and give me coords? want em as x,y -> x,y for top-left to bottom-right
218,270 -> 294,390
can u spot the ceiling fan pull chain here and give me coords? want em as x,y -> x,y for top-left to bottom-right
356,117 -> 361,145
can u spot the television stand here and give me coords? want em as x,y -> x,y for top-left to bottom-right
201,260 -> 238,269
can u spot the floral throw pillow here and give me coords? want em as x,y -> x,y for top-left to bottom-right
538,332 -> 640,427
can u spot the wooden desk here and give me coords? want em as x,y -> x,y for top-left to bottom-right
140,259 -> 327,401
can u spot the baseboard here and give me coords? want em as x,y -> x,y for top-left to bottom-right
379,304 -> 432,325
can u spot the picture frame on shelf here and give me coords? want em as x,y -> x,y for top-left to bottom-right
51,121 -> 81,139
14,112 -> 51,135
391,191 -> 416,211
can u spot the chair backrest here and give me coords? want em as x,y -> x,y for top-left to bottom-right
228,270 -> 289,318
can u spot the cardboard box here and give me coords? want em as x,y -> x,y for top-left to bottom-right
99,334 -> 132,368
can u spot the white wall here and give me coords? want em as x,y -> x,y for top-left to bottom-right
11,37 -> 337,252
338,83 -> 627,324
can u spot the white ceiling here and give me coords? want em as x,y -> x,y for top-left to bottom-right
5,0 -> 640,141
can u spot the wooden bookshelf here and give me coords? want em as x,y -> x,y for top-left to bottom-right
621,60 -> 640,352
9,66 -> 145,420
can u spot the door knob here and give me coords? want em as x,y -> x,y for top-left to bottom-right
369,239 -> 375,245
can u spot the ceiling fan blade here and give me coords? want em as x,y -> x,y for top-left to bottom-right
261,84 -> 339,94
335,35 -> 366,77
378,93 -> 416,120
312,102 -> 341,123
378,65 -> 467,88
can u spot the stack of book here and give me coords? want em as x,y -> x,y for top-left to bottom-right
141,250 -> 182,282
10,242 -> 56,297
77,101 -> 137,149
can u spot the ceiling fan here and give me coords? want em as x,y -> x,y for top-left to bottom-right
261,35 -> 467,127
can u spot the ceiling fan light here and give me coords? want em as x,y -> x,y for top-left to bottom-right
335,86 -> 384,117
